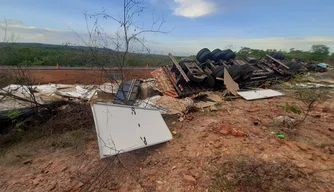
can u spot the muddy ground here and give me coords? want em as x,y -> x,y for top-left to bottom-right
0,90 -> 333,192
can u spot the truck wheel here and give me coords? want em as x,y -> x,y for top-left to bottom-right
307,64 -> 317,71
197,50 -> 212,63
206,75 -> 216,87
227,65 -> 242,80
212,51 -> 225,62
211,49 -> 222,57
287,62 -> 302,73
240,64 -> 254,80
272,53 -> 279,60
187,69 -> 206,83
211,66 -> 225,80
196,48 -> 210,62
224,51 -> 236,61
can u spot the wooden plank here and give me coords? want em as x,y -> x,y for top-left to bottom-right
266,54 -> 289,69
224,68 -> 239,96
168,53 -> 190,82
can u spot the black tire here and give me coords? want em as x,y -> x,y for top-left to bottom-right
279,54 -> 285,60
307,64 -> 317,71
272,53 -> 279,60
206,75 -> 215,87
287,62 -> 302,73
240,64 -> 254,80
187,69 -> 206,83
212,51 -> 225,62
179,58 -> 194,72
211,66 -> 225,78
211,49 -> 222,57
224,51 -> 236,61
196,48 -> 210,62
225,49 -> 233,53
197,50 -> 212,63
227,65 -> 242,80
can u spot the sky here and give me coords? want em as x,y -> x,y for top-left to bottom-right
0,0 -> 333,56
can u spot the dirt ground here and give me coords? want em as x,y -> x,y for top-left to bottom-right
3,69 -> 153,85
1,91 -> 333,191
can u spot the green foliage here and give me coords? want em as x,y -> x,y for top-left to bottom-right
7,109 -> 20,120
311,44 -> 330,62
280,102 -> 302,115
237,44 -> 331,64
0,43 -> 172,67
294,88 -> 330,107
0,43 -> 332,66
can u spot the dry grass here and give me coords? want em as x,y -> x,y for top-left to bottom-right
0,103 -> 95,165
210,156 -> 305,192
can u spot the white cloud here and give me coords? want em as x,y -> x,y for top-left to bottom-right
173,0 -> 217,18
1,20 -> 333,56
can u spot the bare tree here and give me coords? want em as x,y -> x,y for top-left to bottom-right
75,0 -> 168,104
0,18 -> 45,111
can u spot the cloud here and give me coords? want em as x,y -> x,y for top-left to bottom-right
0,20 -> 87,45
1,19 -> 333,56
173,0 -> 217,18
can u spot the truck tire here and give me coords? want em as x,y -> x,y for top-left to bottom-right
227,65 -> 242,80
306,64 -> 317,71
187,69 -> 206,83
224,51 -> 236,61
287,62 -> 302,73
206,75 -> 216,87
197,50 -> 212,63
211,49 -> 222,57
196,48 -> 210,62
272,53 -> 279,60
240,64 -> 254,80
212,51 -> 225,62
211,66 -> 225,78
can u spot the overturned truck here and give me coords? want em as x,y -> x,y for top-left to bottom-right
152,48 -> 320,97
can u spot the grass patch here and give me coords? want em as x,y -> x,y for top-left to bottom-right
210,156 -> 304,192
0,103 -> 94,149
0,103 -> 95,165
0,129 -> 93,166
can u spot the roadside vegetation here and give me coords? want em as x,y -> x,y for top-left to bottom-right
0,43 -> 333,67
0,43 -> 173,67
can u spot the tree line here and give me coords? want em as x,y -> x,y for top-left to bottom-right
236,44 -> 333,64
0,43 -> 333,67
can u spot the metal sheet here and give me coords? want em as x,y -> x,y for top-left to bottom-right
237,89 -> 284,101
91,103 -> 173,158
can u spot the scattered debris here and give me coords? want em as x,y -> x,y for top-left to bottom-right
183,175 -> 197,184
113,80 -> 141,105
294,82 -> 334,88
273,116 -> 296,125
265,130 -> 285,139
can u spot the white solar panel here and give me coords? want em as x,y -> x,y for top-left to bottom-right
237,89 -> 284,101
91,103 -> 173,158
